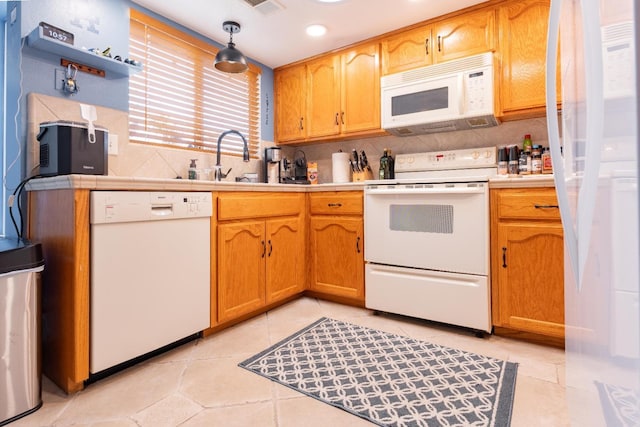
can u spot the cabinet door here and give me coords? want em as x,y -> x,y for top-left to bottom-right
307,55 -> 341,139
498,0 -> 561,116
309,216 -> 364,300
341,43 -> 381,135
275,64 -> 306,143
382,25 -> 433,75
496,222 -> 564,338
265,216 -> 305,303
433,8 -> 496,63
217,221 -> 266,323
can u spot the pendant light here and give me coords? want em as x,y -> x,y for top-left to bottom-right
214,21 -> 248,73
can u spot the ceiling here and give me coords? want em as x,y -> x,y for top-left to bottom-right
130,0 -> 488,69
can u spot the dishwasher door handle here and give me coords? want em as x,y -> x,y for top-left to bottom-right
151,205 -> 173,216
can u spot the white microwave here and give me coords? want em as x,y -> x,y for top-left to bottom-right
381,52 -> 498,136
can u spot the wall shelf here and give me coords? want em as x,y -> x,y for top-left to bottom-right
26,26 -> 143,78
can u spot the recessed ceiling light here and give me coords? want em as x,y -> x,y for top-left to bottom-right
306,24 -> 327,37
316,0 -> 343,3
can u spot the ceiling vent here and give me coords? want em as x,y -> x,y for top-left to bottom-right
242,0 -> 284,15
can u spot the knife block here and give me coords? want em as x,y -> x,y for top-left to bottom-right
352,169 -> 373,182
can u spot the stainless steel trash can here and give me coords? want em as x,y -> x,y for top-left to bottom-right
0,238 -> 44,426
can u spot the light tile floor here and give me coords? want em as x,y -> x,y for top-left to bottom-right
12,297 -> 570,426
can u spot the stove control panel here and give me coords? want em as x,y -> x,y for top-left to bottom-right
395,146 -> 497,172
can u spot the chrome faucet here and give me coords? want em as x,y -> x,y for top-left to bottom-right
215,129 -> 250,181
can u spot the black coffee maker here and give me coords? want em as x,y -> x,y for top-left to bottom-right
282,149 -> 310,184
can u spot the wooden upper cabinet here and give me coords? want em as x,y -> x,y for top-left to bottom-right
432,8 -> 496,64
498,0 -> 561,118
275,63 -> 306,143
341,42 -> 381,135
382,25 -> 433,75
381,9 -> 495,75
275,42 -> 382,144
307,55 -> 341,139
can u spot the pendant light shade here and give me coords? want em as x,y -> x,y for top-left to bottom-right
214,21 -> 248,73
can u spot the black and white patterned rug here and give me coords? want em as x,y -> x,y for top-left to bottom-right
239,317 -> 518,426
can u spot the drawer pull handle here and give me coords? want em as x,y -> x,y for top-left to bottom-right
335,113 -> 339,125
356,236 -> 361,254
502,247 -> 507,268
437,35 -> 442,52
425,38 -> 429,55
261,240 -> 266,258
534,204 -> 559,209
327,203 -> 343,208
268,240 -> 273,257
299,117 -> 304,130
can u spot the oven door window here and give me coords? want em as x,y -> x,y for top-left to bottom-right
390,204 -> 453,234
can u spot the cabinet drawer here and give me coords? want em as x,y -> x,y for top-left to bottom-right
495,188 -> 560,221
309,192 -> 363,215
218,192 -> 304,221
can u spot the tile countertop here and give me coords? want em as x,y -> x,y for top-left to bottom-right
25,174 -> 366,192
25,174 -> 556,192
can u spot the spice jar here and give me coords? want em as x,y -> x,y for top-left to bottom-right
518,150 -> 530,175
542,147 -> 553,174
531,145 -> 542,174
497,147 -> 508,175
508,145 -> 519,176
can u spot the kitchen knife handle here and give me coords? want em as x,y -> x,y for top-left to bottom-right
534,204 -> 559,209
356,236 -> 361,254
425,38 -> 429,55
437,35 -> 441,52
327,203 -> 342,208
268,240 -> 272,257
502,247 -> 507,268
261,240 -> 266,258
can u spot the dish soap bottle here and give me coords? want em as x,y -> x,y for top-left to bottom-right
188,159 -> 198,180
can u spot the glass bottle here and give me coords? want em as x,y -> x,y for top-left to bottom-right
379,149 -> 389,180
387,149 -> 395,179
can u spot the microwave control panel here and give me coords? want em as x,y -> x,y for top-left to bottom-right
463,66 -> 493,114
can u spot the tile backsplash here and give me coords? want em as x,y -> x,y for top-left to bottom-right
28,93 -> 549,183
27,93 -> 270,181
280,117 -> 551,183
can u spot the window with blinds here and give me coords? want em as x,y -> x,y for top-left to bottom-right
129,10 -> 261,158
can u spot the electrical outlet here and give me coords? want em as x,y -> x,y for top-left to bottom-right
108,134 -> 119,155
55,69 -> 65,90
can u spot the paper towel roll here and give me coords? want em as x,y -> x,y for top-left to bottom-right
332,152 -> 351,183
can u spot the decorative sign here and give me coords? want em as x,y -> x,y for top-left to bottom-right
39,22 -> 74,46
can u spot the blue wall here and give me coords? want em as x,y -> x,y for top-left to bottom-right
18,0 -> 274,136
3,2 -> 23,237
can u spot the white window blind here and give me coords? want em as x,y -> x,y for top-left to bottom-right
129,10 -> 261,158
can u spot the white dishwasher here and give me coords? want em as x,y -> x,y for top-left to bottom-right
90,191 -> 212,375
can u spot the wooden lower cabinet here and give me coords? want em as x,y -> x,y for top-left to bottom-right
307,192 -> 364,303
491,187 -> 565,343
216,193 -> 306,324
